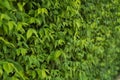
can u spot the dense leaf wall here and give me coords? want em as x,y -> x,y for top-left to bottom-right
0,0 -> 120,80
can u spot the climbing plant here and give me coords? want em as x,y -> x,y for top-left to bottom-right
0,0 -> 120,80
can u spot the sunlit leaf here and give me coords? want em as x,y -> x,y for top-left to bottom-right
54,50 -> 62,59
27,28 -> 38,39
0,66 -> 3,77
3,62 -> 13,74
0,14 -> 10,20
0,37 -> 15,47
8,21 -> 16,31
26,29 -> 33,39
42,69 -> 46,79
17,2 -> 25,11
0,0 -> 11,10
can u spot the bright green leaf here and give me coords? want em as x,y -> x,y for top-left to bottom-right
26,29 -> 33,39
0,0 -> 11,10
3,62 -> 13,74
0,66 -> 3,77
42,69 -> 46,79
54,50 -> 62,59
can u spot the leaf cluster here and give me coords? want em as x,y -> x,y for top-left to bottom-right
0,0 -> 120,80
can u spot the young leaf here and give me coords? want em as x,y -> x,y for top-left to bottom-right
54,50 -> 62,59
17,2 -> 25,11
42,69 -> 46,79
3,62 -> 13,74
26,29 -> 33,39
0,14 -> 10,20
8,21 -> 16,31
0,37 -> 15,47
0,0 -> 11,10
27,28 -> 38,39
0,66 -> 3,77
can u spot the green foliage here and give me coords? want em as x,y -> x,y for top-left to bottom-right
0,0 -> 120,80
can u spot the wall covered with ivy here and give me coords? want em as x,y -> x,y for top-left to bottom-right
0,0 -> 120,80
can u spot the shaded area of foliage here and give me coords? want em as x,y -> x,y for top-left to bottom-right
0,0 -> 120,80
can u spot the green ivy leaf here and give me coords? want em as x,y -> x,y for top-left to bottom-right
0,0 -> 11,10
26,29 -> 33,39
0,14 -> 10,20
0,37 -> 15,47
3,62 -> 13,74
21,48 -> 27,56
7,61 -> 23,72
17,2 -> 25,11
54,50 -> 62,59
42,69 -> 46,79
0,66 -> 3,77
35,8 -> 48,16
27,28 -> 38,39
8,21 -> 16,31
